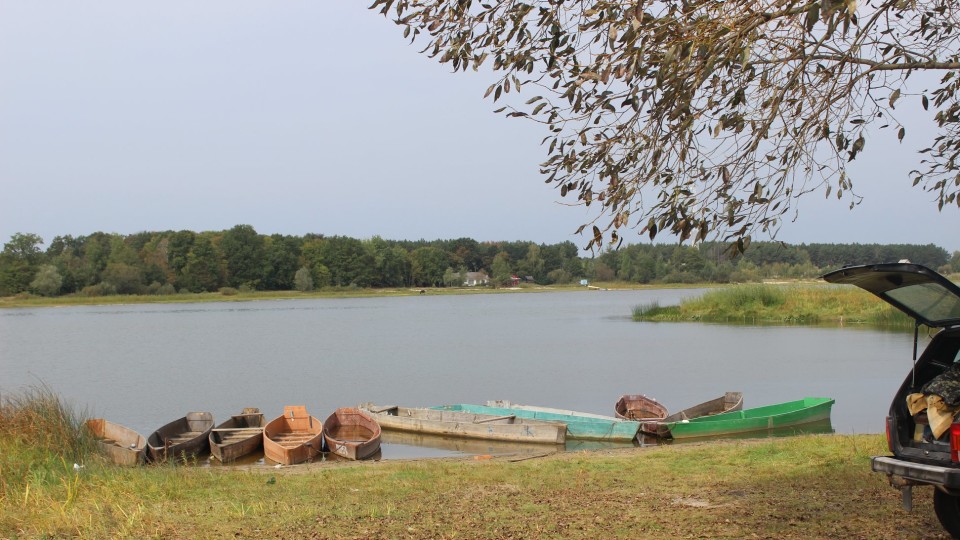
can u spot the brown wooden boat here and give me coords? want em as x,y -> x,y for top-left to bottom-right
85,418 -> 146,466
146,412 -> 214,462
614,394 -> 668,421
323,407 -> 382,461
263,405 -> 324,465
640,392 -> 744,437
209,408 -> 265,463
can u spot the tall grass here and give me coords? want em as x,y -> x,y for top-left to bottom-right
631,301 -> 681,320
634,284 -> 914,326
0,385 -> 95,497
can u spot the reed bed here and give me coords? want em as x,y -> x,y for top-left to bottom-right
633,284 -> 914,326
0,385 -> 94,463
0,385 -> 100,528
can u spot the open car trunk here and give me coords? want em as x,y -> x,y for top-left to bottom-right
823,263 -> 960,465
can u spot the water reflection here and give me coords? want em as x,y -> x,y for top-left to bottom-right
380,430 -> 563,458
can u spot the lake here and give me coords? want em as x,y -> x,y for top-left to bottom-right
0,288 -> 918,459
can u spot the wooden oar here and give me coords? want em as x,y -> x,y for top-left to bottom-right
367,405 -> 399,414
474,415 -> 516,424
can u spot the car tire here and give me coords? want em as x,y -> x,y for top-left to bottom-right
934,489 -> 960,539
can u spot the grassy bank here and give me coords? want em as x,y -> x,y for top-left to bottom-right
633,284 -> 914,326
0,389 -> 946,539
0,286 -> 507,309
0,281 -> 702,309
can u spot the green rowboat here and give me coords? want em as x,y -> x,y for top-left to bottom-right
662,397 -> 835,439
433,403 -> 640,442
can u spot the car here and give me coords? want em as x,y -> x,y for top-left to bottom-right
823,262 -> 960,537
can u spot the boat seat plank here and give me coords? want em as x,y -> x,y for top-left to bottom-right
269,436 -> 319,446
220,437 -> 255,444
270,434 -> 319,440
276,443 -> 307,448
162,431 -> 207,444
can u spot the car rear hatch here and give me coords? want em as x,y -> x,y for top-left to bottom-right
823,263 -> 960,465
822,263 -> 960,328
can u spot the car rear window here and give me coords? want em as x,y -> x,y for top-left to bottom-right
886,282 -> 960,326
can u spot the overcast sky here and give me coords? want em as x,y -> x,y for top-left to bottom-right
1,2 -> 958,255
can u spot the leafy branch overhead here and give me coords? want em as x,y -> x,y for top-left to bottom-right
371,0 -> 960,251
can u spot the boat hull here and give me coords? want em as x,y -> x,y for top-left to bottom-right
361,404 -> 567,444
85,418 -> 146,466
323,407 -> 382,460
147,412 -> 214,462
210,408 -> 265,463
641,392 -> 743,437
434,403 -> 637,442
263,405 -> 323,465
614,395 -> 668,421
665,397 -> 834,439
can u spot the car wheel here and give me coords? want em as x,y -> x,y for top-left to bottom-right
934,489 -> 960,538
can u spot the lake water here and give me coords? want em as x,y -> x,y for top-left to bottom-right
0,288 -> 920,459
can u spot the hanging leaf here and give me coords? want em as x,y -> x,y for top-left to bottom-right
888,89 -> 901,108
805,4 -> 820,32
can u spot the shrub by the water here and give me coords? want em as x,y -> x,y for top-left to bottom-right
634,284 -> 913,326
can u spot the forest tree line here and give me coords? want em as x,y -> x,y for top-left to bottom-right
0,226 -> 955,297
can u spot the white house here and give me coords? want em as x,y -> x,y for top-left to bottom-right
464,272 -> 490,286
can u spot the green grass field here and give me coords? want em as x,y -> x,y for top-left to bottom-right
0,387 -> 947,539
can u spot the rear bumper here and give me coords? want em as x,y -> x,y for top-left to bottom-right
873,456 -> 960,489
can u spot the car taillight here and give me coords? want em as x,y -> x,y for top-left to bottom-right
885,416 -> 893,453
950,423 -> 960,463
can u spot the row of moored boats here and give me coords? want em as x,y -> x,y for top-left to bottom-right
85,394 -> 835,466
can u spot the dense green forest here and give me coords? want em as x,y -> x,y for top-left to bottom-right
0,226 -> 955,297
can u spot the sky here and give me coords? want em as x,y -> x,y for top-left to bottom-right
1,2 -> 958,255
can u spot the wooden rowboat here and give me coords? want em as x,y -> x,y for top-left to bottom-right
209,408 -> 265,463
85,418 -> 146,466
640,392 -> 743,437
263,405 -> 324,465
146,412 -> 214,462
361,403 -> 567,444
439,402 -> 638,442
614,394 -> 668,421
323,407 -> 382,460
663,397 -> 834,440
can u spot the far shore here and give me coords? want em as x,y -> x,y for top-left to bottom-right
0,280 -> 735,309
